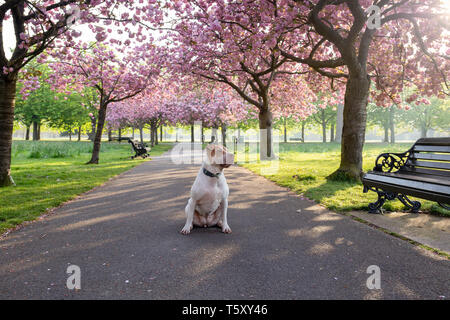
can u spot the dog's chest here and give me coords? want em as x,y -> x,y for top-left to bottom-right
196,186 -> 224,216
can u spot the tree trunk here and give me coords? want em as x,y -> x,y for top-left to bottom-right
87,102 -> 108,164
78,127 -> 81,141
321,109 -> 326,143
330,123 -> 335,142
221,124 -> 227,148
389,106 -> 395,144
118,128 -> 122,141
421,126 -> 427,138
322,122 -> 327,143
383,126 -> 389,143
107,129 -> 112,142
191,124 -> 194,143
0,78 -> 17,187
211,127 -> 218,143
32,121 -> 39,141
160,126 -> 163,142
329,73 -> 370,181
259,108 -> 274,159
335,104 -> 344,143
37,124 -> 41,140
284,117 -> 287,143
139,126 -> 144,144
301,122 -> 305,143
132,127 -> 135,140
25,125 -> 30,140
88,116 -> 96,142
69,131 -> 72,142
154,125 -> 159,145
201,125 -> 204,143
150,124 -> 155,147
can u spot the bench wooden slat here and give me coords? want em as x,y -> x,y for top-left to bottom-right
412,153 -> 450,162
415,137 -> 450,146
401,166 -> 450,177
409,160 -> 450,170
364,173 -> 450,195
383,172 -> 450,187
413,145 -> 450,153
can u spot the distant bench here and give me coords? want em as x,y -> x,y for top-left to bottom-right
111,137 -> 150,159
362,137 -> 450,214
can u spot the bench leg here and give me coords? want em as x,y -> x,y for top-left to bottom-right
364,186 -> 397,214
397,194 -> 421,213
438,202 -> 450,210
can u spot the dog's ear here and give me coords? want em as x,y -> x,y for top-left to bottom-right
206,144 -> 216,160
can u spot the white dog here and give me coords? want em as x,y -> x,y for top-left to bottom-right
181,144 -> 235,235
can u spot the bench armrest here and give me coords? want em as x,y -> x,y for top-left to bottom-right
373,150 -> 411,173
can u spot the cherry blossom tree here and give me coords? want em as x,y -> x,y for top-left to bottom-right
165,0 -> 315,159
107,84 -> 169,145
0,0 -> 162,186
164,0 -> 448,180
275,0 -> 449,179
162,79 -> 252,144
48,44 -> 160,163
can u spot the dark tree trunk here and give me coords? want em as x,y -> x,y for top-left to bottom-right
87,102 -> 108,164
389,106 -> 395,144
221,124 -> 227,148
107,129 -> 112,142
191,124 -> 194,143
201,125 -> 204,143
330,123 -> 335,142
132,127 -> 135,139
78,127 -> 81,141
150,124 -> 155,147
284,117 -> 287,143
329,73 -> 370,181
69,130 -> 72,142
139,126 -> 144,144
37,124 -> 41,140
118,128 -> 122,141
0,78 -> 17,187
259,108 -> 273,159
25,125 -> 30,140
154,125 -> 159,145
32,121 -> 39,141
160,126 -> 163,142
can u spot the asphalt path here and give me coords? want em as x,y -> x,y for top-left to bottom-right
0,145 -> 448,299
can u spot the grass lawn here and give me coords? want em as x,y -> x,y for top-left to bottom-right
239,142 -> 450,217
0,140 -> 173,234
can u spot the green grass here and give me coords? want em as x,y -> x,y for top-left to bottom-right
240,142 -> 450,217
0,141 -> 173,234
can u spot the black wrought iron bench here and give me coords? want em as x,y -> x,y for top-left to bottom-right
362,137 -> 450,214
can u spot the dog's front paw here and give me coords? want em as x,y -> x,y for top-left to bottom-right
181,225 -> 192,235
222,225 -> 232,234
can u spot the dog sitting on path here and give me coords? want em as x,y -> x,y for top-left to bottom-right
181,144 -> 235,235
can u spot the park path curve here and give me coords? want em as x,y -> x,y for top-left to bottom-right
0,144 -> 448,299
